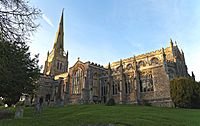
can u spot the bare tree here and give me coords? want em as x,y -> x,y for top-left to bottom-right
0,0 -> 41,43
0,0 -> 41,106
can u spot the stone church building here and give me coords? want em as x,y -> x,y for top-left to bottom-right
37,11 -> 189,107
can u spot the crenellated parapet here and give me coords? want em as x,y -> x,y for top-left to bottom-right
87,61 -> 105,69
110,48 -> 171,72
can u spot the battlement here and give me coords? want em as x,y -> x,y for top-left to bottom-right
136,48 -> 163,59
111,46 -> 171,68
87,61 -> 104,68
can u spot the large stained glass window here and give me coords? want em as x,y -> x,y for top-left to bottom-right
125,76 -> 132,94
151,57 -> 159,65
140,71 -> 154,92
72,68 -> 83,94
100,79 -> 107,96
112,79 -> 120,95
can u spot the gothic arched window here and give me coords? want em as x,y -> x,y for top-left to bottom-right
100,79 -> 108,96
140,71 -> 154,92
126,64 -> 132,70
112,79 -> 120,95
151,57 -> 159,65
125,76 -> 132,94
100,79 -> 106,96
72,68 -> 83,94
138,61 -> 145,67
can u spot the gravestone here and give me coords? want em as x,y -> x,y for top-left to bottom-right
15,106 -> 24,119
60,100 -> 64,107
34,102 -> 41,114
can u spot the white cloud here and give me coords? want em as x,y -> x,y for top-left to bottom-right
42,14 -> 54,27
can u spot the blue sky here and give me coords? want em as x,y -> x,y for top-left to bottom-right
29,0 -> 200,81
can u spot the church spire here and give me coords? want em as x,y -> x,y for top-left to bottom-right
43,9 -> 68,76
53,9 -> 64,55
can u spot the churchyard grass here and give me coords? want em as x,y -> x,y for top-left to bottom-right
0,104 -> 200,126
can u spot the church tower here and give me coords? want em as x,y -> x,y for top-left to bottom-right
43,10 -> 69,76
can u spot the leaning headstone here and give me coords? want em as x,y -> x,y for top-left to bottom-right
15,106 -> 24,119
34,102 -> 41,114
60,100 -> 64,107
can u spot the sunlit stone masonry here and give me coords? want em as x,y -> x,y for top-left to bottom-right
37,11 -> 190,107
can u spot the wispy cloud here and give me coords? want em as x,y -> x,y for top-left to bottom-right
42,14 -> 54,27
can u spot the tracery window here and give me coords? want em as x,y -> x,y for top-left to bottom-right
151,57 -> 159,65
92,73 -> 98,96
100,79 -> 106,96
112,80 -> 119,95
140,71 -> 154,92
138,61 -> 145,67
125,76 -> 132,94
72,68 -> 83,94
126,64 -> 132,70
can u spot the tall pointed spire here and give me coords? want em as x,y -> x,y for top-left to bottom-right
53,9 -> 64,54
60,8 -> 64,25
43,9 -> 68,76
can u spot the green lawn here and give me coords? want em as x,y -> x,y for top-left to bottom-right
0,104 -> 200,126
